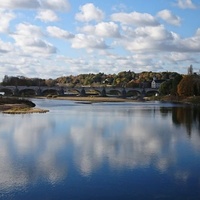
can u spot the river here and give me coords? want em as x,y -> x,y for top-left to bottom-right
0,99 -> 200,200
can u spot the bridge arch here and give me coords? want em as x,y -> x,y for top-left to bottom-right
146,90 -> 160,97
0,88 -> 13,95
42,89 -> 59,96
106,89 -> 121,97
66,88 -> 80,96
19,89 -> 36,96
126,90 -> 141,97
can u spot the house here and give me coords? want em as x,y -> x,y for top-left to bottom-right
151,77 -> 165,89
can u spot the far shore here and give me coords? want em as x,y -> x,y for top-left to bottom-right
38,95 -> 200,106
45,96 -> 140,103
0,95 -> 199,114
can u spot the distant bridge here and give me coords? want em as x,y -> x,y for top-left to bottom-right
0,85 -> 159,97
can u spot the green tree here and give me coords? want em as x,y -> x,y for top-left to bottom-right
159,80 -> 172,95
171,74 -> 183,95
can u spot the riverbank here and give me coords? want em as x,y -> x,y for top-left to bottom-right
0,95 -> 199,114
55,96 -> 136,103
2,107 -> 49,114
0,97 -> 49,114
42,95 -> 200,105
150,95 -> 200,106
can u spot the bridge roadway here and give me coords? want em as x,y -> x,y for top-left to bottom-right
0,85 -> 159,97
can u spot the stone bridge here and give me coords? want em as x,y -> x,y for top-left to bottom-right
0,85 -> 159,97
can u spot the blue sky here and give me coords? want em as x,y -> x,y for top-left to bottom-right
0,0 -> 200,80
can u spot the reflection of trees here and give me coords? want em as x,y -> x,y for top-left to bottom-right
160,107 -> 171,117
171,107 -> 200,136
193,107 -> 200,132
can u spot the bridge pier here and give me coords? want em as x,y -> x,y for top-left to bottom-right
59,88 -> 64,96
13,87 -> 19,96
121,88 -> 127,98
36,88 -> 42,96
100,87 -> 107,97
80,88 -> 86,96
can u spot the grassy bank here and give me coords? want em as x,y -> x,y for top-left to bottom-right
3,107 -> 49,114
0,97 -> 48,114
55,96 -> 133,103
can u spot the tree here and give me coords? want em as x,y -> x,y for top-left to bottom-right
1,75 -> 10,86
188,65 -> 193,75
159,80 -> 172,95
171,74 -> 183,95
177,75 -> 194,96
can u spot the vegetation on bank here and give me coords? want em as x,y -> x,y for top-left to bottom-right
0,97 -> 35,107
3,107 -> 49,114
1,71 -> 180,88
151,95 -> 200,106
0,97 -> 49,114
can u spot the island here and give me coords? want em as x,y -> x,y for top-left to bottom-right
0,97 -> 49,114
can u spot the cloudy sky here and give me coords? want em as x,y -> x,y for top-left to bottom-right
0,0 -> 199,80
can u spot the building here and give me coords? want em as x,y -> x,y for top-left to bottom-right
151,77 -> 165,89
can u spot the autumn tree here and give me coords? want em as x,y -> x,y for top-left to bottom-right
177,75 -> 194,96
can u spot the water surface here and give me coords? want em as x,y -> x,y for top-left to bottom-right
0,99 -> 200,200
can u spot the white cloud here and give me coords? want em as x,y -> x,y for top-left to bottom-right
167,52 -> 195,63
118,24 -> 200,54
11,23 -> 56,55
157,9 -> 181,26
134,26 -> 173,41
0,39 -> 14,53
0,0 -> 40,9
47,26 -> 74,39
14,23 -> 44,37
196,28 -> 200,36
112,3 -> 127,12
0,0 -> 70,11
75,3 -> 104,22
41,0 -> 70,11
80,22 -> 121,38
180,36 -> 200,52
71,34 -> 108,50
111,11 -> 159,26
118,25 -> 174,52
95,22 -> 121,38
36,9 -> 59,22
175,0 -> 197,9
0,10 -> 15,33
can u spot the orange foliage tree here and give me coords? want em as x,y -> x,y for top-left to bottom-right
177,75 -> 194,96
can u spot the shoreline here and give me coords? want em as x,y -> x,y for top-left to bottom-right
2,107 -> 49,114
54,96 -> 137,102
0,103 -> 49,114
0,98 -> 49,114
0,95 -> 199,114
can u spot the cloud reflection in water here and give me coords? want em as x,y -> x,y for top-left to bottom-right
0,103 -> 200,191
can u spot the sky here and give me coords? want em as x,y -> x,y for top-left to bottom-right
0,0 -> 200,80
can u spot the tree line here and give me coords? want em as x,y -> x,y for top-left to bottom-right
1,70 -> 200,97
0,71 -> 178,87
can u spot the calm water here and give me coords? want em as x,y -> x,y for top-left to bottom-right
0,99 -> 200,200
